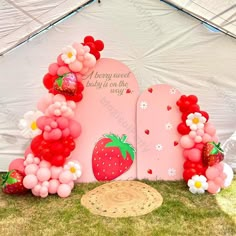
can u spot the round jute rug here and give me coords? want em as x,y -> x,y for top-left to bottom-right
81,181 -> 163,218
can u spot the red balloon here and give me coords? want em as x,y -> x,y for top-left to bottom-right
183,168 -> 197,182
94,40 -> 104,51
51,155 -> 65,166
200,111 -> 209,121
50,142 -> 64,155
86,42 -> 96,52
186,104 -> 200,114
63,148 -> 71,157
187,95 -> 198,104
31,135 -> 44,155
177,123 -> 191,135
84,35 -> 94,43
183,160 -> 196,170
43,73 -> 57,90
93,51 -> 101,60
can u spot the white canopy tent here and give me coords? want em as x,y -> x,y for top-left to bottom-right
0,0 -> 236,171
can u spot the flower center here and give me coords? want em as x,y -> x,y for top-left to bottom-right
192,117 -> 199,124
194,181 -> 202,188
67,52 -> 73,58
70,167 -> 76,173
31,121 -> 38,130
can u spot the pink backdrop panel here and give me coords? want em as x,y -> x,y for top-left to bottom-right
71,58 -> 139,183
137,84 -> 184,180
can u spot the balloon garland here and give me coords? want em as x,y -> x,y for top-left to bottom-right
177,95 -> 234,194
1,36 -> 104,198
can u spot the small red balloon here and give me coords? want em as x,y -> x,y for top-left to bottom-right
84,35 -> 94,43
177,123 -> 191,135
94,40 -> 104,51
187,95 -> 198,104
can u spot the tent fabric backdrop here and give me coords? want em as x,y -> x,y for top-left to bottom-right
0,0 -> 236,171
0,0 -> 93,55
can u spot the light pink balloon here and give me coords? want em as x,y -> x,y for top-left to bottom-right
76,73 -> 83,81
48,63 -> 59,76
189,131 -> 196,138
51,166 -> 63,179
48,179 -> 60,194
25,164 -> 39,175
57,66 -> 70,76
39,160 -> 51,168
79,66 -> 89,75
206,167 -> 220,180
207,180 -> 220,194
180,135 -> 195,149
69,60 -> 83,73
202,134 -> 212,143
37,167 -> 51,182
68,181 -> 75,190
187,148 -> 201,162
40,191 -> 49,198
62,128 -> 70,138
57,184 -> 71,198
40,186 -> 48,195
32,188 -> 40,197
183,150 -> 189,159
34,184 -> 42,194
9,158 -> 25,174
215,162 -> 224,172
53,94 -> 65,102
69,120 -> 81,138
37,93 -> 53,112
212,135 -> 219,143
72,42 -> 84,55
24,146 -> 32,158
194,136 -> 202,143
59,170 -> 74,184
204,123 -> 216,136
42,181 -> 50,188
23,174 -> 38,189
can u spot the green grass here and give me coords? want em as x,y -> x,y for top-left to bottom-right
0,176 -> 235,236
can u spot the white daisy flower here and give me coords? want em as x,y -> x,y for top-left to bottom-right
186,112 -> 206,131
187,175 -> 208,194
155,144 -> 163,151
165,122 -> 173,130
64,161 -> 82,180
18,110 -> 43,138
140,101 -> 148,110
168,168 -> 176,176
61,45 -> 77,64
169,88 -> 177,94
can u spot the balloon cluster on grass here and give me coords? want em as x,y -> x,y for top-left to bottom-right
1,36 -> 104,198
177,95 -> 233,194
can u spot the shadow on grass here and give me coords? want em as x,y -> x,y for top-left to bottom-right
0,174 -> 235,236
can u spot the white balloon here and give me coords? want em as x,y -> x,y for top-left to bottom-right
223,162 -> 234,188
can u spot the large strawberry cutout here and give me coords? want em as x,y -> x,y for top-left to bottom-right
1,170 -> 27,194
202,142 -> 224,166
92,134 -> 135,181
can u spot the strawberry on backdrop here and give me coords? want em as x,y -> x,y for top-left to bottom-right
92,134 -> 135,181
1,170 -> 27,194
202,142 -> 224,166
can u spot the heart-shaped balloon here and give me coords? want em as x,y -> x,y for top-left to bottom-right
54,73 -> 77,96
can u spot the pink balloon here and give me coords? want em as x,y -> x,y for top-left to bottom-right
57,54 -> 66,66
180,135 -> 195,149
44,128 -> 62,141
214,177 -> 224,188
9,158 -> 25,174
51,166 -> 63,179
62,128 -> 70,138
57,184 -> 71,198
207,180 -> 220,194
25,164 -> 39,175
76,73 -> 83,81
32,188 -> 40,196
59,171 -> 74,184
206,167 -> 220,180
24,146 -> 32,158
39,160 -> 51,168
48,179 -> 60,194
36,116 -> 49,130
69,120 -> 81,138
204,123 -> 216,136
183,150 -> 189,159
57,117 -> 69,129
187,148 -> 201,162
202,134 -> 212,143
189,131 -> 196,138
79,66 -> 89,75
194,136 -> 202,143
48,63 -> 59,76
68,181 -> 75,190
57,66 -> 70,76
37,167 -> 51,182
196,129 -> 204,136
23,174 -> 38,189
212,135 -> 219,143
34,184 -> 42,194
215,162 -> 224,172
72,42 -> 84,55
37,93 -> 53,112
194,143 -> 204,150
69,60 -> 83,72
40,186 -> 48,195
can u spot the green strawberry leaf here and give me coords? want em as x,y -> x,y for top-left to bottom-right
56,76 -> 63,87
104,133 -> 136,161
7,176 -> 18,184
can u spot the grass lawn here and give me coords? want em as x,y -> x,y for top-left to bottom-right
0,176 -> 235,236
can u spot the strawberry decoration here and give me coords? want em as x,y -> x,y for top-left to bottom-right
92,134 -> 135,181
202,142 -> 224,166
1,170 -> 27,194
